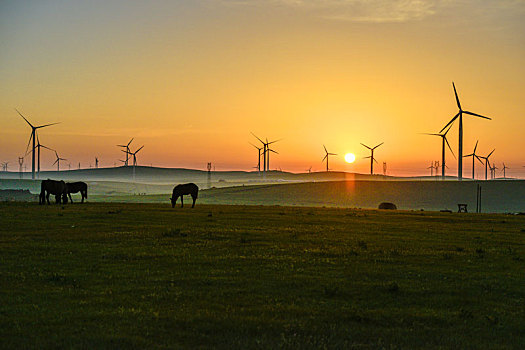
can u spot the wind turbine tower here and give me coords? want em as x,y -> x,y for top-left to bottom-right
423,123 -> 455,179
478,149 -> 495,180
117,138 -> 134,166
18,157 -> 24,179
440,83 -> 491,180
16,109 -> 59,180
361,142 -> 384,175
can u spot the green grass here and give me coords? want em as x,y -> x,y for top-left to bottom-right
1,202 -> 524,349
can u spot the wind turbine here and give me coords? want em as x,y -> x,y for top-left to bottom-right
478,149 -> 495,180
16,109 -> 59,179
31,134 -> 55,177
95,157 -> 99,169
422,123 -> 455,178
502,163 -> 509,178
427,161 -> 436,176
117,138 -> 134,166
251,133 -> 280,175
440,83 -> 491,180
463,140 -> 483,179
1,162 -> 8,172
53,151 -> 67,172
490,162 -> 498,179
322,145 -> 337,172
361,142 -> 384,175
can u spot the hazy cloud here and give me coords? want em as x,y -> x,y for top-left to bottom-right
216,0 -> 438,22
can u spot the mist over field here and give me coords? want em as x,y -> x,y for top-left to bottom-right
1,167 -> 524,213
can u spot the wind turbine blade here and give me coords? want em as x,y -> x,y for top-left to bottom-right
463,153 -> 474,158
24,133 -> 33,156
322,155 -> 327,161
35,122 -> 60,129
444,136 -> 456,159
373,158 -> 378,164
267,138 -> 281,145
463,111 -> 491,120
53,159 -> 58,165
452,82 -> 461,110
360,143 -> 371,150
41,145 -> 55,152
487,149 -> 495,158
15,109 -> 34,128
421,133 -> 442,136
473,140 -> 478,153
135,145 -> 144,153
127,138 -> 134,146
373,142 -> 384,149
328,153 -> 337,156
269,149 -> 279,154
475,155 -> 483,165
443,122 -> 454,135
440,113 -> 459,133
323,144 -> 328,153
250,132 -> 264,144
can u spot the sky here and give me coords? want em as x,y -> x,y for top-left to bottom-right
1,0 -> 524,177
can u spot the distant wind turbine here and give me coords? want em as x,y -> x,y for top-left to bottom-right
440,83 -> 491,180
53,151 -> 67,172
422,123 -> 455,178
16,109 -> 59,179
502,163 -> 509,178
117,138 -> 134,166
478,149 -> 495,180
249,142 -> 263,173
322,145 -> 337,172
462,140 -> 483,179
361,142 -> 383,175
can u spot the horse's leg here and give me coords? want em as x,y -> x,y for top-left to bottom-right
68,193 -> 73,203
191,195 -> 196,208
180,195 -> 184,208
46,192 -> 50,205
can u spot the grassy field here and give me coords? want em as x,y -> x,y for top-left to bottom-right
1,202 -> 524,349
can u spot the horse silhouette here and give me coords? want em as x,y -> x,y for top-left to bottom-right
171,183 -> 199,208
66,182 -> 88,203
40,179 -> 68,205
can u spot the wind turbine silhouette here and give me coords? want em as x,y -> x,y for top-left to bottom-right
53,151 -> 67,172
490,162 -> 498,179
123,145 -> 144,181
502,163 -> 509,178
251,133 -> 280,175
322,145 -> 337,172
1,162 -> 9,172
16,109 -> 59,179
440,83 -> 491,180
361,142 -> 384,175
117,138 -> 134,166
463,140 -> 483,179
27,134 -> 55,178
422,123 -> 455,178
427,161 -> 436,176
478,149 -> 495,180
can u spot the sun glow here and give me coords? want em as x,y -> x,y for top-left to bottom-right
344,153 -> 356,163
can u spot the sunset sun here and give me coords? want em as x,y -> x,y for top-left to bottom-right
344,153 -> 356,163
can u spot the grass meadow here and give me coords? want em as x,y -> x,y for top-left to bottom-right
1,202 -> 524,348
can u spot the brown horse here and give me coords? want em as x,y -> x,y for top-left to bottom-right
66,182 -> 88,203
171,183 -> 199,208
40,179 -> 68,205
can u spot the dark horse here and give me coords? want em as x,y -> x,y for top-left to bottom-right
171,183 -> 199,208
40,179 -> 68,205
66,182 -> 88,203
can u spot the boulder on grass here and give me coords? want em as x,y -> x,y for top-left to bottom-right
378,202 -> 397,210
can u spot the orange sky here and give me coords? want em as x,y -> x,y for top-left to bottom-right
1,1 -> 524,177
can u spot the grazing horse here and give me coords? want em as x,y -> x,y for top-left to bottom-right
171,183 -> 199,208
40,179 -> 68,205
66,182 -> 88,203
